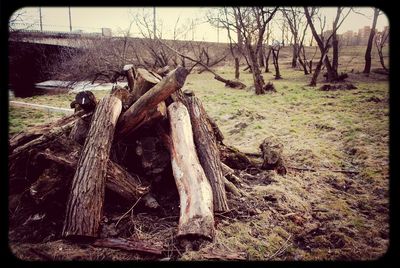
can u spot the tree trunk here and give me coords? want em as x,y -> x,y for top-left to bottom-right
265,47 -> 272,73
248,45 -> 265,94
324,55 -> 337,82
116,66 -> 188,139
234,57 -> 240,79
309,58 -> 324,86
292,44 -> 298,68
62,95 -> 122,240
181,91 -> 229,212
298,57 -> 309,75
166,102 -> 215,240
272,48 -> 282,79
378,50 -> 388,72
258,46 -> 265,67
332,35 -> 339,73
363,8 -> 379,74
298,45 -> 309,75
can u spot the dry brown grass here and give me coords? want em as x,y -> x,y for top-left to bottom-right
9,45 -> 389,261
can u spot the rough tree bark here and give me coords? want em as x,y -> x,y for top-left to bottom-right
258,46 -> 265,67
235,57 -> 240,79
292,44 -> 299,68
180,90 -> 229,212
116,66 -> 188,139
309,58 -> 324,86
166,102 -> 215,240
248,45 -> 265,94
62,95 -> 122,240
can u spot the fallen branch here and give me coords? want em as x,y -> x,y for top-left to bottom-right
158,39 -> 246,89
92,237 -> 163,256
287,166 -> 359,174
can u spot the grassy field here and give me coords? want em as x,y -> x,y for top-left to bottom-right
8,46 -> 389,260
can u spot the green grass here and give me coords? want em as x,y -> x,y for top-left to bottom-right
8,106 -> 68,136
10,90 -> 110,109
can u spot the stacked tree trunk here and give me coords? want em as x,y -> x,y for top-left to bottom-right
9,65 -> 283,251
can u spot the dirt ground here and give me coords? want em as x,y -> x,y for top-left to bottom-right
8,45 -> 389,261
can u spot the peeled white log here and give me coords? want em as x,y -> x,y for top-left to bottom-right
167,102 -> 215,240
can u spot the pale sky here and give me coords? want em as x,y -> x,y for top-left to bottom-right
10,7 -> 389,43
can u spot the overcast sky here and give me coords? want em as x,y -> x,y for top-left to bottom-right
10,7 -> 389,42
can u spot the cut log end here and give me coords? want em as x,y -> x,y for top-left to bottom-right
177,215 -> 215,241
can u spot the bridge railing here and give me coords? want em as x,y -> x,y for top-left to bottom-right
9,22 -> 107,38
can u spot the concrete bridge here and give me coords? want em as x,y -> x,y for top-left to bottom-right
8,31 -> 100,97
9,30 -> 112,48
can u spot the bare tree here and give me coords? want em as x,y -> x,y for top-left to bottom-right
233,7 -> 278,94
207,8 -> 242,78
8,9 -> 37,32
270,41 -> 282,79
282,7 -> 308,68
331,8 -> 351,77
363,8 -> 380,74
375,27 -> 389,72
304,7 -> 350,86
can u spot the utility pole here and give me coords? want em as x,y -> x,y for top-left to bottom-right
217,20 -> 219,43
153,7 -> 156,39
192,19 -> 194,41
39,7 -> 43,31
68,7 -> 72,32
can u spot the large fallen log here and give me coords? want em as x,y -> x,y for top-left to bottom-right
116,66 -> 188,139
62,95 -> 122,240
179,90 -> 229,212
166,102 -> 215,240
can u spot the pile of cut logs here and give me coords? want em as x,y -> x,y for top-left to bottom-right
9,65 -> 286,253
